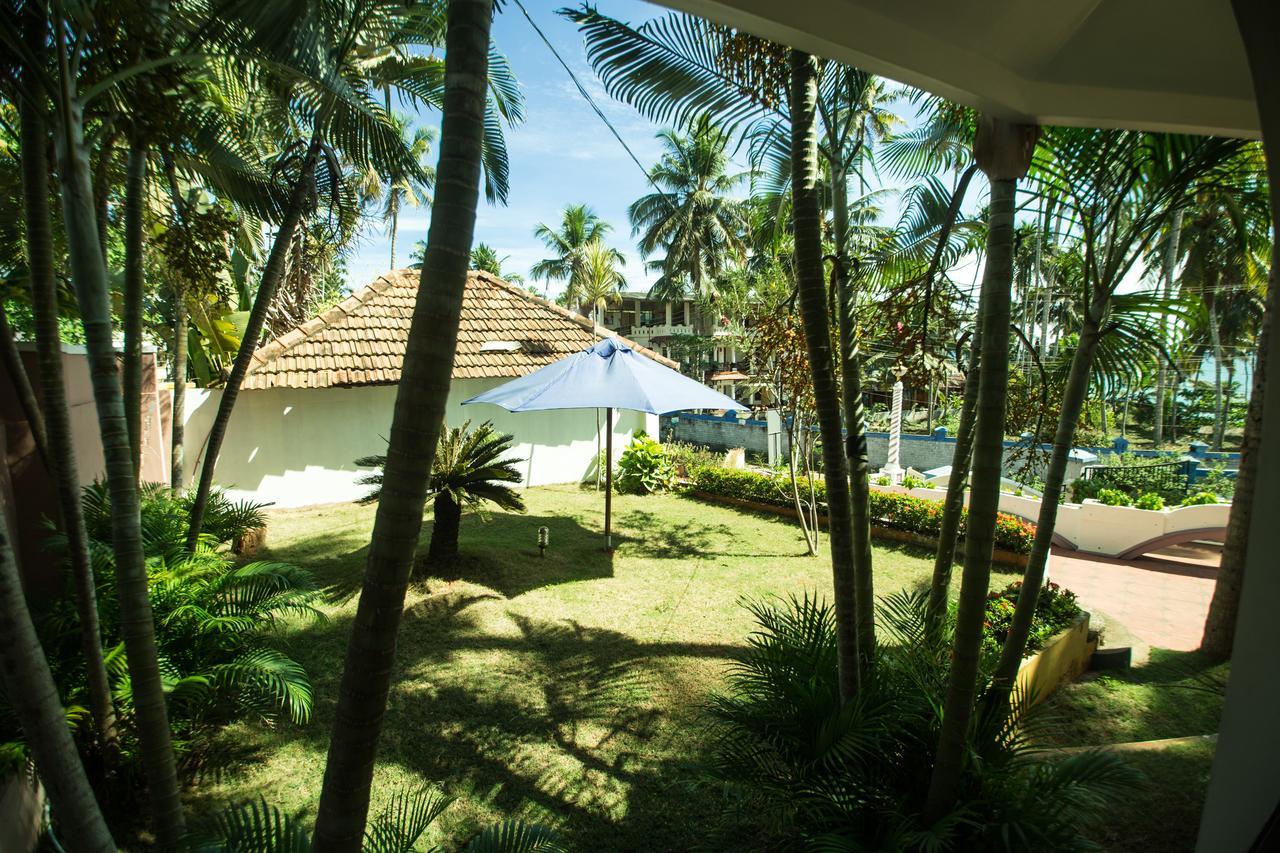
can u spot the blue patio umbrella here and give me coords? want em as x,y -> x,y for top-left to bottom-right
463,337 -> 747,549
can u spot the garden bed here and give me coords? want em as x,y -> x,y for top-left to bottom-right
691,489 -> 1031,568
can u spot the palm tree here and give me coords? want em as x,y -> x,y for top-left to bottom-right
577,239 -> 627,325
629,118 -> 746,302
987,131 -> 1252,711
925,116 -> 1038,821
379,119 -> 436,269
0,473 -> 114,851
16,55 -> 118,754
312,0 -> 496,844
355,421 -> 525,562
529,203 -> 616,303
186,0 -> 524,548
425,422 -> 524,561
789,49 -> 861,701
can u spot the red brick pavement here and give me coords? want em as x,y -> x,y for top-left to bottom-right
1048,544 -> 1219,652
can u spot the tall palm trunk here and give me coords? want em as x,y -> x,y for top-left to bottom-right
21,85 -> 117,751
831,166 -> 876,670
0,305 -> 48,465
53,57 -> 186,846
1209,297 -> 1226,450
926,328 -> 980,631
925,117 -> 1035,821
789,48 -> 860,702
1153,210 -> 1183,447
990,300 -> 1104,699
1202,243 -> 1277,658
171,288 -> 189,490
312,2 -> 492,847
123,139 -> 147,476
389,206 -> 399,269
0,437 -> 115,852
186,136 -> 323,548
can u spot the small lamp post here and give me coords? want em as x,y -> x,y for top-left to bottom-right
537,525 -> 549,557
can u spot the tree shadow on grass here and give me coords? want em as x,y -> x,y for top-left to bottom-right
263,511 -> 614,602
230,592 -> 747,850
613,508 -> 806,559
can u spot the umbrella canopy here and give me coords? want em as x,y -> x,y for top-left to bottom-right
464,337 -> 747,551
462,337 -> 747,414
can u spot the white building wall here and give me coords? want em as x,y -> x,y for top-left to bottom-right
182,378 -> 655,508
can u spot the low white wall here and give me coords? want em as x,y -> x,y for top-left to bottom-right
182,379 -> 655,508
894,481 -> 1230,558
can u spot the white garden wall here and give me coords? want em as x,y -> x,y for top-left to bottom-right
182,379 -> 656,508
893,481 -> 1230,559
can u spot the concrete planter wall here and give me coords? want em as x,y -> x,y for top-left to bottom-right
1016,611 -> 1095,706
897,483 -> 1231,559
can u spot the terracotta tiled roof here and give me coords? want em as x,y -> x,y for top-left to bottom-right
243,269 -> 676,390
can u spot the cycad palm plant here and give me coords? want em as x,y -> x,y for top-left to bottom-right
357,420 -> 525,563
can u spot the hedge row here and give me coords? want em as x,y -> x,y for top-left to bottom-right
690,466 -> 1036,555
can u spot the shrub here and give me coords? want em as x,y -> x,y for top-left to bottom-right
1095,488 -> 1132,507
708,592 -> 1135,849
691,467 -> 1036,554
982,580 -> 1083,659
1069,477 -> 1102,503
1181,491 -> 1221,506
874,475 -> 891,486
1134,492 -> 1165,511
901,474 -> 924,490
663,440 -> 722,476
616,431 -> 675,494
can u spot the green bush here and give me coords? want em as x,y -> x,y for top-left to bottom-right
691,467 -> 1036,554
616,431 -> 675,494
1181,491 -> 1221,506
874,475 -> 891,486
1096,488 -> 1132,507
663,440 -> 722,476
901,475 -> 924,490
1134,492 -> 1165,511
982,580 -> 1083,659
1069,477 -> 1102,503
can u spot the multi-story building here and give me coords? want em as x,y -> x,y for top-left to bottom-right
602,291 -> 757,404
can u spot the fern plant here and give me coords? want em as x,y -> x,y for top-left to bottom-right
707,591 -> 1139,851
357,420 -> 525,562
191,786 -> 565,851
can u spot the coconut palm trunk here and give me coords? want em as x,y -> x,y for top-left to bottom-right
1209,297 -> 1226,450
0,305 -> 48,465
123,138 -> 147,475
0,440 -> 115,852
990,302 -> 1104,699
789,48 -> 861,701
185,135 -> 323,548
925,116 -> 1036,821
311,2 -> 492,847
1202,240 -> 1277,658
1153,210 -> 1183,447
389,206 -> 399,269
926,328 -> 980,631
171,288 -> 189,490
20,83 -> 118,752
53,52 -> 186,845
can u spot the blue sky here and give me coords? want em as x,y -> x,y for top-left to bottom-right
346,0 -> 678,298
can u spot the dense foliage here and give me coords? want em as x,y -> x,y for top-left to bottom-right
706,592 -> 1135,850
1,485 -> 319,778
616,431 -> 676,494
982,580 -> 1084,660
690,466 -> 1037,554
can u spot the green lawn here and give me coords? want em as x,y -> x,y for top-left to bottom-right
190,485 -> 1019,848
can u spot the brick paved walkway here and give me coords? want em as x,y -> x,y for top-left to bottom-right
1048,544 -> 1219,652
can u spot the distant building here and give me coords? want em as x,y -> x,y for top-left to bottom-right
602,291 -> 758,404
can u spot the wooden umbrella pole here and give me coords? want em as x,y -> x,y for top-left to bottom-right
605,407 -> 613,551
